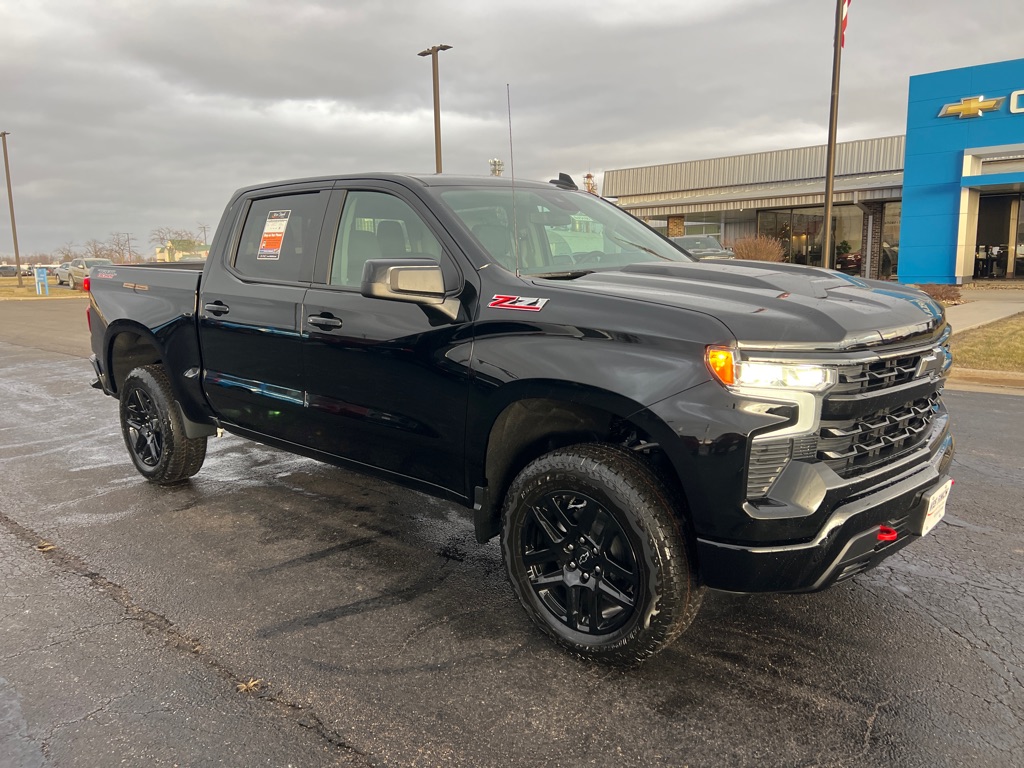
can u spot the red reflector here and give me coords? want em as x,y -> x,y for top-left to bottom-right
83,276 -> 91,292
877,525 -> 898,542
86,306 -> 91,332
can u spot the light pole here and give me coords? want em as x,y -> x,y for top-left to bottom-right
1,131 -> 24,288
418,44 -> 453,174
120,233 -> 134,263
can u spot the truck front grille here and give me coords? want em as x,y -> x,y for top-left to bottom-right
831,353 -> 924,395
745,332 -> 950,491
817,393 -> 941,478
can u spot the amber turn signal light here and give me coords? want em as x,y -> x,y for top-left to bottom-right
705,347 -> 735,385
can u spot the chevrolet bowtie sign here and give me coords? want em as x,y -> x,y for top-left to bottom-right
938,91 -> 1024,118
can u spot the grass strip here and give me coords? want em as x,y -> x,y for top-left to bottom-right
950,312 -> 1024,373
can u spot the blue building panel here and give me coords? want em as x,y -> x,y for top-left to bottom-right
900,57 -> 1024,284
900,183 -> 963,212
896,247 -> 957,285
903,152 -> 967,185
901,213 -> 961,248
905,69 -> 976,103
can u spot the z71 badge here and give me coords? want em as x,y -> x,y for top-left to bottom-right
488,295 -> 549,312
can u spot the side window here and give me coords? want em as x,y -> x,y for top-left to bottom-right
233,192 -> 328,283
329,191 -> 443,288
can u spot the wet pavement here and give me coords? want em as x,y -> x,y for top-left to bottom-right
0,300 -> 1022,767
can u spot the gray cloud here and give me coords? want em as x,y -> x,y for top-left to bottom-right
1,0 -> 1022,256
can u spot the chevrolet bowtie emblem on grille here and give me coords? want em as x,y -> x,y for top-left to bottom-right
938,95 -> 1005,119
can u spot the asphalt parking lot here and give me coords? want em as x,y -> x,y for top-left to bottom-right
1,298 -> 1022,767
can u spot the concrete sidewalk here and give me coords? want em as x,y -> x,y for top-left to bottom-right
943,286 -> 1024,394
945,286 -> 1024,335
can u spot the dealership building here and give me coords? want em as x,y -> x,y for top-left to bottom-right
603,57 -> 1024,285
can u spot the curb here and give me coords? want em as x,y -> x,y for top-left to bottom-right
948,367 -> 1024,388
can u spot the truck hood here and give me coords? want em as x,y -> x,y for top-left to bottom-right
560,260 -> 946,351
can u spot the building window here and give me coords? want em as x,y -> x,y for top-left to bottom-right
882,202 -> 901,279
758,205 -> 863,268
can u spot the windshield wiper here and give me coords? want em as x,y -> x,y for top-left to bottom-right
532,270 -> 594,280
607,233 -> 674,261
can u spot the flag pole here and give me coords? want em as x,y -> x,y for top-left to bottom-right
821,0 -> 845,271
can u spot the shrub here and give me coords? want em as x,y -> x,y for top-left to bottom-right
916,284 -> 963,305
732,235 -> 786,263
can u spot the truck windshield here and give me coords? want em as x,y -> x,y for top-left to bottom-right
438,186 -> 692,275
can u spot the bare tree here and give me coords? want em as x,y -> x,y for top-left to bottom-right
83,239 -> 113,261
54,242 -> 77,262
107,232 -> 137,264
151,227 -> 203,259
150,226 -> 177,248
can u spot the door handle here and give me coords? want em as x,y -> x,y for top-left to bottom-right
307,314 -> 342,330
204,302 -> 229,316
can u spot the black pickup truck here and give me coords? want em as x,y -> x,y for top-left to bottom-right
88,173 -> 955,664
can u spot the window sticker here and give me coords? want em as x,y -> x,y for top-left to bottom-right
257,210 -> 291,260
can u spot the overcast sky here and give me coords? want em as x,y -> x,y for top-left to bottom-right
1,0 -> 1022,258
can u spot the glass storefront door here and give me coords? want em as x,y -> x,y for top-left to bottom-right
975,195 -> 1016,280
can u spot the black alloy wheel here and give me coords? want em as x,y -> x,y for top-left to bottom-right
501,443 -> 703,664
124,387 -> 163,467
118,365 -> 207,484
519,490 -> 640,636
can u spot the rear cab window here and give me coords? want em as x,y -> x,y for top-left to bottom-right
232,192 -> 329,283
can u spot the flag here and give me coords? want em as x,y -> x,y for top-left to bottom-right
841,0 -> 852,48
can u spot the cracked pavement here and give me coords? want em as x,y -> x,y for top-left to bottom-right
0,300 -> 1022,767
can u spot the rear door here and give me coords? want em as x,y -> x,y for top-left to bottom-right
198,183 -> 329,442
300,183 -> 476,497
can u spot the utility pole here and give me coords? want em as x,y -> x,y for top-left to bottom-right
122,232 -> 134,263
198,224 -> 209,246
1,131 -> 24,288
821,0 -> 847,271
418,44 -> 453,174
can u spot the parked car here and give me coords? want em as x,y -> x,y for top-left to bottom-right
670,234 -> 735,260
55,262 -> 72,285
835,251 -> 863,274
0,264 -> 17,277
68,258 -> 113,290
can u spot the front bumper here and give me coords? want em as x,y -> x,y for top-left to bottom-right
697,431 -> 954,593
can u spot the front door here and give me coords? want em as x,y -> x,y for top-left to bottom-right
301,186 -> 475,497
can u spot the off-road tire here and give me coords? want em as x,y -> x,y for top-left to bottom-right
119,365 -> 207,484
501,443 -> 703,665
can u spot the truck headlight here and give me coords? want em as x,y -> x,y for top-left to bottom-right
706,347 -> 834,392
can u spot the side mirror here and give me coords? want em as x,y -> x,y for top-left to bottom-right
360,258 -> 459,320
